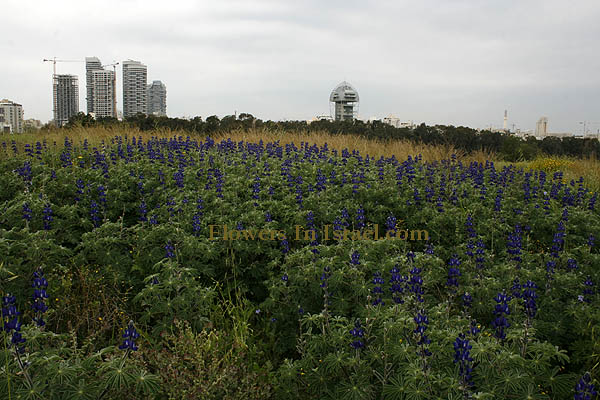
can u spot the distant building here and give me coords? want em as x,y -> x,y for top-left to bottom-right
147,80 -> 166,116
91,70 -> 116,118
53,74 -> 79,127
122,60 -> 147,118
383,115 -> 415,129
85,57 -> 102,114
24,119 -> 42,130
307,115 -> 333,124
329,81 -> 359,121
535,117 -> 548,138
0,99 -> 24,133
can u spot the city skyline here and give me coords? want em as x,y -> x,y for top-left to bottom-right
1,1 -> 599,134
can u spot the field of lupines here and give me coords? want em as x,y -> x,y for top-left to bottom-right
0,133 -> 599,399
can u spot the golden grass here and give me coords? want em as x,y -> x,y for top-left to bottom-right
2,126 -> 599,191
3,126 -> 495,163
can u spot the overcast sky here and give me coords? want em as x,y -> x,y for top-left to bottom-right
2,0 -> 599,133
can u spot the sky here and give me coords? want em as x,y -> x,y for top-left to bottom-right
1,0 -> 599,134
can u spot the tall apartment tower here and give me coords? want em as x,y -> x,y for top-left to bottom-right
147,80 -> 167,116
535,117 -> 548,138
53,74 -> 79,127
0,99 -> 24,133
91,70 -> 116,118
122,60 -> 147,118
85,57 -> 102,114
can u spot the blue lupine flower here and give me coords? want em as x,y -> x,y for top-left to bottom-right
252,176 -> 261,205
413,311 -> 432,357
462,292 -> 473,309
173,169 -> 184,188
97,185 -> 107,209
511,278 -> 522,299
280,238 -> 289,255
31,267 -> 49,327
138,200 -> 148,222
385,214 -> 397,236
453,333 -> 474,388
371,271 -> 385,306
320,266 -> 331,288
42,204 -> 53,230
582,276 -> 595,304
492,291 -> 511,340
350,251 -> 360,266
469,320 -> 481,336
90,200 -> 101,227
282,273 -> 288,282
447,255 -> 461,290
567,258 -> 578,270
16,161 -> 32,183
574,372 -> 597,400
355,207 -> 365,229
506,224 -> 523,266
75,179 -> 85,202
425,242 -> 435,255
255,309 -> 261,314
389,265 -> 405,304
1,294 -> 25,354
349,319 -> 365,349
588,234 -> 595,249
119,321 -> 140,352
522,280 -> 538,319
409,266 -> 424,303
589,192 -> 597,211
22,203 -> 32,222
165,241 -> 175,259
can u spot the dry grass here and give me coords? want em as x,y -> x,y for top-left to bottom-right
3,126 -> 495,163
2,126 -> 598,191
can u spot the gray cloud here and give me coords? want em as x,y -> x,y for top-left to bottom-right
1,0 -> 599,133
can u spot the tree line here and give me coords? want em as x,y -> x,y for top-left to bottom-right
58,112 -> 600,161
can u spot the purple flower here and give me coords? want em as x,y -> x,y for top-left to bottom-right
492,291 -> 511,340
574,372 -> 597,400
165,241 -> 175,259
1,294 -> 25,354
119,321 -> 140,352
371,272 -> 385,306
22,203 -> 32,222
447,255 -> 461,289
453,333 -> 474,388
413,310 -> 432,357
349,319 -> 365,349
350,251 -> 360,266
31,268 -> 49,327
42,204 -> 53,230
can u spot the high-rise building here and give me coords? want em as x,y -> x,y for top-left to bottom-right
0,99 -> 24,133
147,80 -> 167,116
535,117 -> 548,138
122,60 -> 147,118
53,74 -> 79,127
85,57 -> 102,114
91,70 -> 116,118
329,81 -> 359,121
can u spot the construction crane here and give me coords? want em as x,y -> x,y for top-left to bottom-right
102,62 -> 119,118
43,57 -> 83,76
